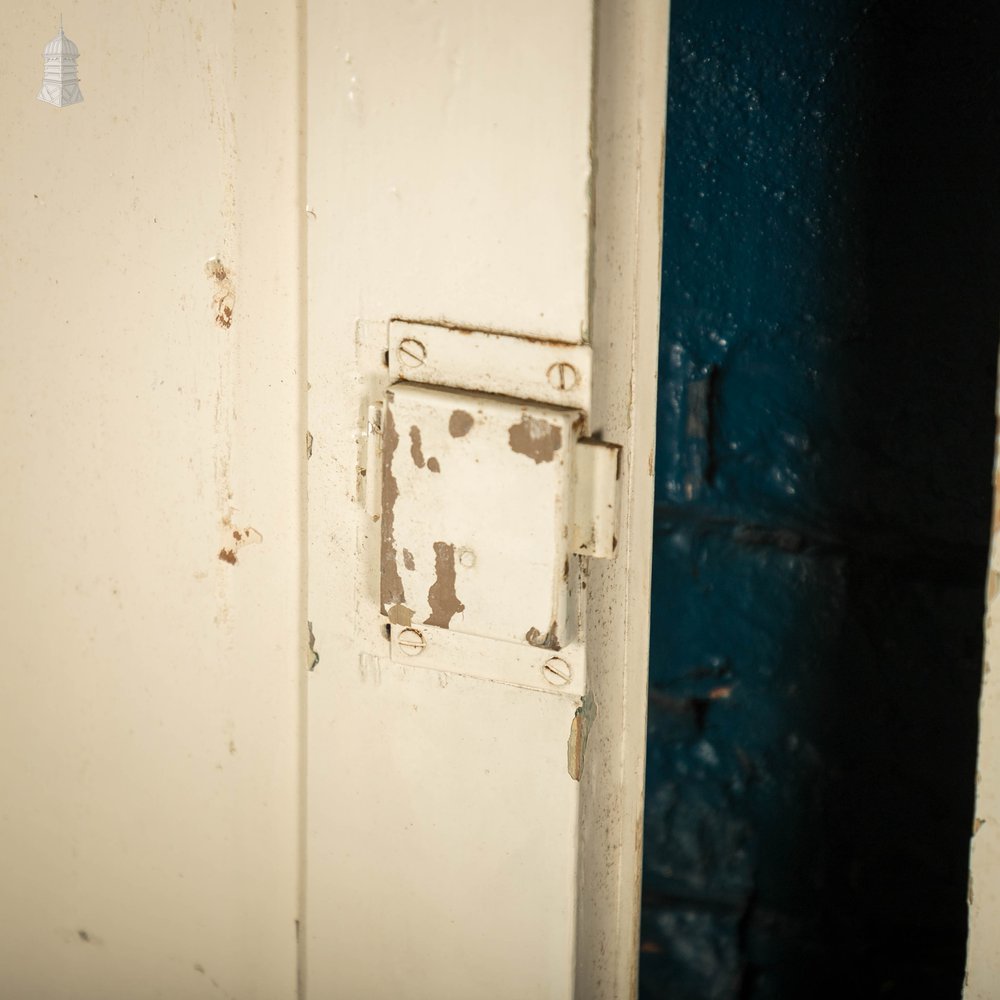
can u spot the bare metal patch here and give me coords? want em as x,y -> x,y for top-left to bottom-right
567,692 -> 597,781
380,404 -> 406,613
425,542 -> 465,628
409,425 -> 426,468
508,414 -> 562,464
449,410 -> 474,437
387,603 -> 415,626
427,457 -> 440,473
402,548 -> 416,571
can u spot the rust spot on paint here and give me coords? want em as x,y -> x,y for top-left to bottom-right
402,548 -> 416,571
205,257 -> 236,329
380,404 -> 406,613
427,457 -> 441,473
567,691 -> 597,781
387,603 -> 415,626
425,542 -> 465,628
449,410 -> 474,437
974,817 -> 987,835
563,558 -> 570,582
526,623 -> 561,651
409,425 -> 426,468
508,414 -> 562,464
218,525 -> 261,565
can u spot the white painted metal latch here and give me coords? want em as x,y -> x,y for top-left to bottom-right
362,321 -> 620,682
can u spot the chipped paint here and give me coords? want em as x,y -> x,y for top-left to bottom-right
205,257 -> 235,329
402,548 -> 416,571
379,402 -> 406,613
567,691 -> 597,781
386,603 -> 415,627
425,541 -> 465,628
218,547 -> 238,565
409,425 -> 426,468
449,409 -> 474,437
307,621 -> 319,672
525,623 -> 561,651
508,413 -> 563,464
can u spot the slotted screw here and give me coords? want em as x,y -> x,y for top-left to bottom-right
397,627 -> 426,656
542,656 -> 572,686
397,338 -> 427,369
547,362 -> 579,391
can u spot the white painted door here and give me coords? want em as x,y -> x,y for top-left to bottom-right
0,5 -> 302,999
0,3 -> 668,998
305,2 -> 668,998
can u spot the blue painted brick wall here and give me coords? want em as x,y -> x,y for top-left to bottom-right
641,1 -> 1000,996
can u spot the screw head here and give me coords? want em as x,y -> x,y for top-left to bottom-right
542,656 -> 572,686
397,627 -> 426,656
397,338 -> 427,369
546,362 -> 579,391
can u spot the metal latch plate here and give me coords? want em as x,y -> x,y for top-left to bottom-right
380,381 -> 581,649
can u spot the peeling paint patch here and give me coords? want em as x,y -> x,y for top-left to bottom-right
387,603 -> 415,626
307,620 -> 319,671
380,404 -> 406,613
425,542 -> 465,628
449,409 -> 474,437
409,425 -> 426,468
508,414 -> 562,464
402,548 -> 415,571
974,817 -> 987,835
568,691 -> 597,781
409,424 -> 440,472
205,257 -> 236,329
526,623 -> 562,651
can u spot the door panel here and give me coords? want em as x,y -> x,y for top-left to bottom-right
0,5 -> 302,999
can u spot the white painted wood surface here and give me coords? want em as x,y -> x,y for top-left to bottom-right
0,5 -> 302,999
305,4 -> 594,996
2,2 -> 668,997
307,1 -> 668,997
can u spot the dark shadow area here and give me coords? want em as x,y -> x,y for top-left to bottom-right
641,1 -> 1000,997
